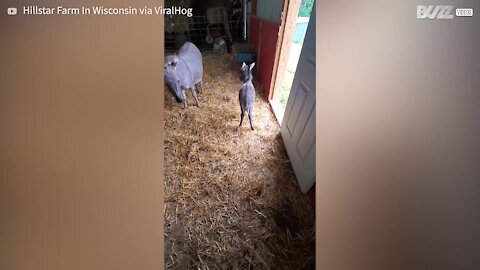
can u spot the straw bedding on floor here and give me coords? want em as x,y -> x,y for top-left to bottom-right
164,54 -> 315,270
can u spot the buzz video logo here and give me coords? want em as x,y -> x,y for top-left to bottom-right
417,5 -> 474,19
417,5 -> 454,19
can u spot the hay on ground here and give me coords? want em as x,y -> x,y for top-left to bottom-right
164,54 -> 315,270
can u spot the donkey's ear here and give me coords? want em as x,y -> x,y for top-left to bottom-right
242,62 -> 247,69
249,62 -> 255,70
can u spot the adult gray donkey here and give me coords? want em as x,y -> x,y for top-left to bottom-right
164,42 -> 205,109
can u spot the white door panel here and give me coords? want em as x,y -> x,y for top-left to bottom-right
281,3 -> 316,193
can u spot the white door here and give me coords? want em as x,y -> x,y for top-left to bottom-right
280,4 -> 316,193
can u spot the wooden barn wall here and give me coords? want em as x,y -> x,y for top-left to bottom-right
249,16 -> 261,50
249,0 -> 283,98
249,16 -> 280,99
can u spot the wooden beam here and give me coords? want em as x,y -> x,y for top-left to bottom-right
269,0 -> 302,101
268,0 -> 289,100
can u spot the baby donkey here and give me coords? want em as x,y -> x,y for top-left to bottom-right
239,62 -> 256,130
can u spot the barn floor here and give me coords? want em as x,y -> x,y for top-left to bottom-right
164,54 -> 315,270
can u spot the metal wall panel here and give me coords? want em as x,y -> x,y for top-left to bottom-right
256,0 -> 283,23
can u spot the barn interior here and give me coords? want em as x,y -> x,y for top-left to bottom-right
164,1 -> 315,269
165,0 -> 247,53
